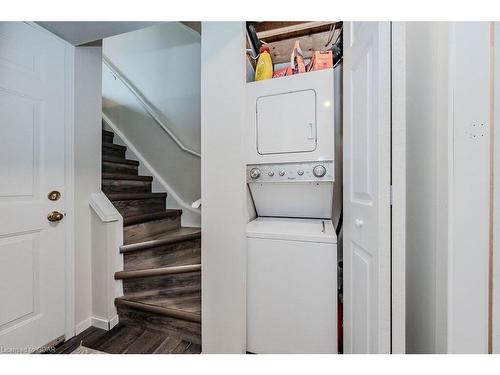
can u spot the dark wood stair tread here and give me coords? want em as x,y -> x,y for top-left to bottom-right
136,293 -> 201,314
102,156 -> 139,166
107,192 -> 168,201
115,264 -> 201,280
121,227 -> 201,252
124,210 -> 182,226
102,129 -> 114,137
115,293 -> 201,323
102,173 -> 153,181
102,142 -> 126,151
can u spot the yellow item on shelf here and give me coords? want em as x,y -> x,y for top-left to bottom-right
255,46 -> 273,81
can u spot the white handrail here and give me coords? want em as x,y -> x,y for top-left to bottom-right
191,198 -> 202,209
102,56 -> 201,158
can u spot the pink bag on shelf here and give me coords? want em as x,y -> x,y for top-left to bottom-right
290,40 -> 306,74
272,40 -> 306,79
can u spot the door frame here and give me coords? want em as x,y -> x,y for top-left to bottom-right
63,42 -> 76,341
26,22 -> 76,342
492,21 -> 499,354
390,21 -> 406,354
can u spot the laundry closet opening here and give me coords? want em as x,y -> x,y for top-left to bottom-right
244,22 -> 343,354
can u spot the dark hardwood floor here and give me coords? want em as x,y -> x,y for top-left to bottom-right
55,325 -> 201,354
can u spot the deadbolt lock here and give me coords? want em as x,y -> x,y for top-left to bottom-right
48,190 -> 61,201
47,211 -> 64,222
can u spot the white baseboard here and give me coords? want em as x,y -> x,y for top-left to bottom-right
91,316 -> 109,330
109,314 -> 120,330
91,316 -> 113,331
75,315 -> 119,334
75,318 -> 92,336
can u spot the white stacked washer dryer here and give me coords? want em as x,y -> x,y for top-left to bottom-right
245,68 -> 340,354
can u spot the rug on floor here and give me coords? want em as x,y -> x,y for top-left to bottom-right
70,344 -> 106,354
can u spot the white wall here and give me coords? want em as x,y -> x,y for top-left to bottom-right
448,22 -> 490,354
406,22 -> 450,354
201,22 -> 247,353
90,193 -> 123,331
102,22 -> 201,208
103,22 -> 200,153
73,46 -> 103,333
406,22 -> 491,354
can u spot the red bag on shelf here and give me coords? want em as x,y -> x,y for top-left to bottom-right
272,66 -> 293,78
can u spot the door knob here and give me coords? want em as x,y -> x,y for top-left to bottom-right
47,211 -> 64,222
355,218 -> 364,228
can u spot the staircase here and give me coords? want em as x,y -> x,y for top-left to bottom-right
101,128 -> 201,349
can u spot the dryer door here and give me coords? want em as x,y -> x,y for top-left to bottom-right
256,89 -> 317,154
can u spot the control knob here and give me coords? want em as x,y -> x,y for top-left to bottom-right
313,164 -> 327,178
250,168 -> 261,179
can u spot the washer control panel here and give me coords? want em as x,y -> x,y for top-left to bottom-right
247,161 -> 333,183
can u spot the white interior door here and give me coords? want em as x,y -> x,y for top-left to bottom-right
0,22 -> 68,351
343,22 -> 391,353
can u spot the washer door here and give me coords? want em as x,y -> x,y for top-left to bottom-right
256,89 -> 317,155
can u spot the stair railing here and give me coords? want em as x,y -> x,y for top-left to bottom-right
102,56 -> 201,159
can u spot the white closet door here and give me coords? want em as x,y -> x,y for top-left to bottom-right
343,21 -> 391,353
